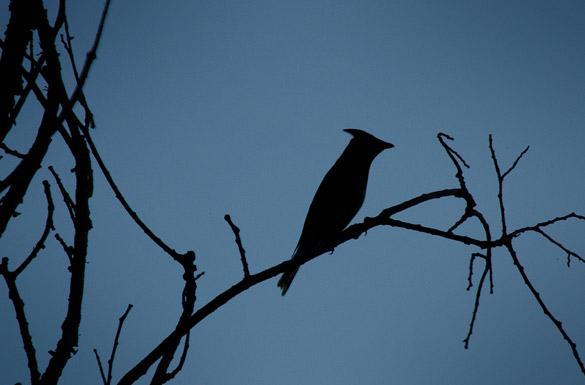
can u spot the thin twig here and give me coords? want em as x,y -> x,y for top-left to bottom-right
377,218 -> 486,247
489,134 -> 508,235
463,259 -> 490,349
54,232 -> 74,264
534,228 -> 585,266
81,125 -> 186,262
438,133 -> 471,169
224,214 -> 250,277
60,16 -> 95,128
437,133 -> 477,223
502,145 -> 530,179
510,212 -> 585,239
467,253 -> 482,290
48,166 -> 76,222
57,0 -> 112,123
14,180 -> 54,277
106,304 -> 133,385
0,142 -> 26,158
94,349 -> 107,385
505,241 -> 585,374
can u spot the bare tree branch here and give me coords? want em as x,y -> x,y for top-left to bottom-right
489,134 -> 585,375
0,257 -> 41,385
81,124 -> 189,263
48,166 -> 75,222
0,0 -> 37,141
463,256 -> 490,349
1,142 -> 26,158
224,214 -> 250,278
94,349 -> 107,385
54,232 -> 74,264
502,145 -> 530,179
13,180 -> 55,277
533,228 -> 585,266
106,304 -> 133,385
165,331 -> 190,381
57,0 -> 112,124
505,240 -> 585,373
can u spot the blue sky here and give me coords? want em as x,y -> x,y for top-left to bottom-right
1,1 -> 585,384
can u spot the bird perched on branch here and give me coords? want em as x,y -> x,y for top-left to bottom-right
278,129 -> 394,295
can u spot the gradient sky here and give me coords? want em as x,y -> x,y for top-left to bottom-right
2,1 -> 585,384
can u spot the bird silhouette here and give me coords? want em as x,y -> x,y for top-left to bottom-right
278,129 -> 394,295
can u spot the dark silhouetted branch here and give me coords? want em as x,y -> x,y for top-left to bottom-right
0,0 -> 36,141
81,124 -> 188,263
118,259 -> 291,385
54,232 -> 74,264
94,348 -> 107,385
224,214 -> 250,278
463,256 -> 490,349
48,166 -> 75,222
489,135 -> 584,375
0,258 -> 41,385
166,331 -> 190,381
13,180 -> 54,277
533,228 -> 585,266
95,304 -> 133,385
506,240 -> 585,374
57,0 -> 111,124
0,142 -> 26,158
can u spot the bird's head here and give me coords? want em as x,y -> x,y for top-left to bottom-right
343,128 -> 394,154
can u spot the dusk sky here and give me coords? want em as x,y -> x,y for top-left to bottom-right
2,1 -> 585,384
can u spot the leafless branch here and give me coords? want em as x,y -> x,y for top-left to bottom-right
57,0 -> 112,123
166,331 -> 190,381
54,232 -> 74,264
505,240 -> 585,373
224,214 -> 250,278
467,253 -> 483,290
7,51 -> 46,132
463,257 -> 490,349
489,134 -> 584,375
0,258 -> 41,385
510,212 -> 585,239
80,124 -> 188,263
107,304 -> 133,385
94,349 -> 107,385
48,166 -> 75,222
502,145 -> 530,179
533,228 -> 585,266
13,180 -> 54,277
60,16 -> 95,128
95,304 -> 133,385
0,142 -> 26,158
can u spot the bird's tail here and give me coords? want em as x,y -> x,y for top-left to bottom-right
277,265 -> 300,296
